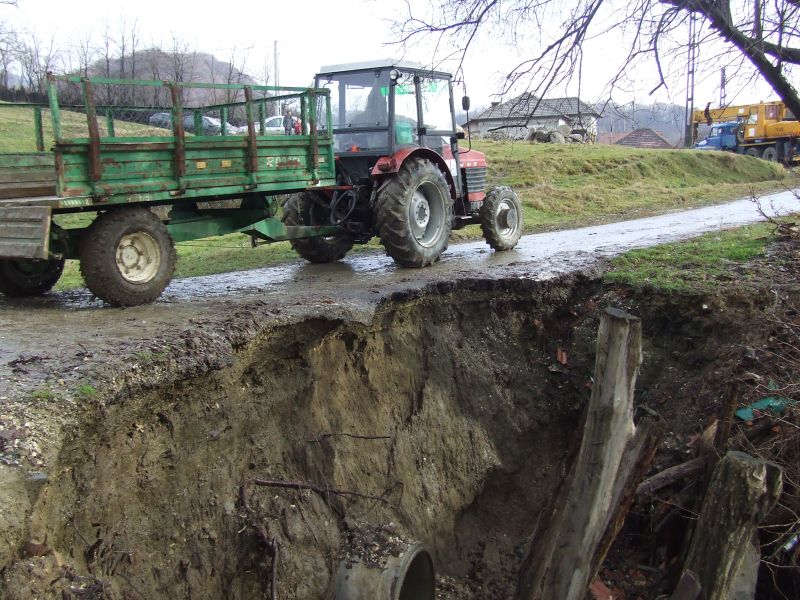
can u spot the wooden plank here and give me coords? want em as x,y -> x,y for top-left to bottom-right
0,206 -> 50,259
0,182 -> 57,200
0,171 -> 56,184
516,308 -> 643,600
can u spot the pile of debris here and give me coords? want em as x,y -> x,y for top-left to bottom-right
525,124 -> 589,144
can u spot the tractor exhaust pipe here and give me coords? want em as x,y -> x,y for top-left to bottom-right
334,541 -> 435,600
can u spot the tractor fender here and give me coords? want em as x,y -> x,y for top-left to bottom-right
371,147 -> 458,199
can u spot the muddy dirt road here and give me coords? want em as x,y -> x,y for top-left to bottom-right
0,190 -> 796,379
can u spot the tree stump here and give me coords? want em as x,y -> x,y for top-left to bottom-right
679,451 -> 782,600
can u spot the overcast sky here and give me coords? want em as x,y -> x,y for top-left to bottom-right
2,0 -> 780,110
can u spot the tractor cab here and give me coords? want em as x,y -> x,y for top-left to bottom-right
315,60 -> 462,187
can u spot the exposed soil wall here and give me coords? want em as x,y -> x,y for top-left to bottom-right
3,271 -> 795,599
1,277 -> 599,599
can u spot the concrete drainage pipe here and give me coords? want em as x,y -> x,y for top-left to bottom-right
334,542 -> 435,600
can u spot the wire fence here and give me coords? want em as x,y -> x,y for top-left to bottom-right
47,76 -> 328,142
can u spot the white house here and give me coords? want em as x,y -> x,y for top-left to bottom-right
464,92 -> 600,140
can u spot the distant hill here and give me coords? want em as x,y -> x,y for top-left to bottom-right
67,48 -> 263,110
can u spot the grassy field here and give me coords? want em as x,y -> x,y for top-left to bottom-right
604,223 -> 777,293
4,129 -> 788,290
0,103 -> 171,153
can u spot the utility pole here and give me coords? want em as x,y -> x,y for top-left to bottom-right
720,67 -> 726,107
274,40 -> 279,89
683,13 -> 698,147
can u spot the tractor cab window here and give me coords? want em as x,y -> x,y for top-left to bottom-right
419,78 -> 453,133
393,76 -> 418,146
317,70 -> 389,152
710,126 -> 722,137
419,77 -> 454,153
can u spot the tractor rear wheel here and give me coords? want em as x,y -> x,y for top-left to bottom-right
761,146 -> 778,161
375,158 -> 452,267
281,191 -> 354,263
745,147 -> 762,158
480,186 -> 523,251
0,257 -> 64,297
79,207 -> 176,306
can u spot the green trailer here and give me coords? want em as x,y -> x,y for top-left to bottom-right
0,75 -> 340,306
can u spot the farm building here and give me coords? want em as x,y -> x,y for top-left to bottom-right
464,92 -> 600,140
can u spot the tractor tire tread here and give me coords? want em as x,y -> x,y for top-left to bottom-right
374,158 -> 452,267
480,185 -> 523,251
281,192 -> 354,263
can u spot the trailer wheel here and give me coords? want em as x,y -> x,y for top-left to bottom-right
745,147 -> 762,158
79,208 -> 176,306
480,186 -> 523,251
761,146 -> 778,162
281,191 -> 354,263
0,257 -> 64,297
374,158 -> 452,267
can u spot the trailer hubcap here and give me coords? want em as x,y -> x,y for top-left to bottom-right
116,232 -> 161,283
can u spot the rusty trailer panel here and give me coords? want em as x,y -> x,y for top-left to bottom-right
0,153 -> 56,200
0,205 -> 52,259
41,75 -> 335,205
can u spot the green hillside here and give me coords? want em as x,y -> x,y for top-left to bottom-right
0,103 -> 172,152
475,140 -> 788,229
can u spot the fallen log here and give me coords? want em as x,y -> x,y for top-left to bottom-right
516,308 -> 658,600
635,457 -> 708,504
678,451 -> 782,600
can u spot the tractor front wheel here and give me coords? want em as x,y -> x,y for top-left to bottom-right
0,257 -> 64,297
375,158 -> 452,267
281,191 -> 354,263
79,207 -> 176,306
480,186 -> 523,251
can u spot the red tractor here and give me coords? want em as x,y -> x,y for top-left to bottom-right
282,60 -> 523,266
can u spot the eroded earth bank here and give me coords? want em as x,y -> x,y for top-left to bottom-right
1,258 -> 798,598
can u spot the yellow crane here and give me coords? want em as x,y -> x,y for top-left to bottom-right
691,101 -> 800,162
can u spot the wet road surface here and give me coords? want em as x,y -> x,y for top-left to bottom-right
0,190 -> 797,378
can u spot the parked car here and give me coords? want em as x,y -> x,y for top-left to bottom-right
147,112 -> 233,136
148,112 -> 172,128
261,115 -> 286,135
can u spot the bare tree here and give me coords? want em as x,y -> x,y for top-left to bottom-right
223,45 -> 251,105
99,21 -> 115,104
16,31 -> 57,94
396,0 -> 800,118
0,19 -> 18,88
166,33 -> 197,104
68,29 -> 96,78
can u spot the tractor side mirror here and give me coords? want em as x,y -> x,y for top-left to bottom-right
462,96 -> 471,111
455,131 -> 466,139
